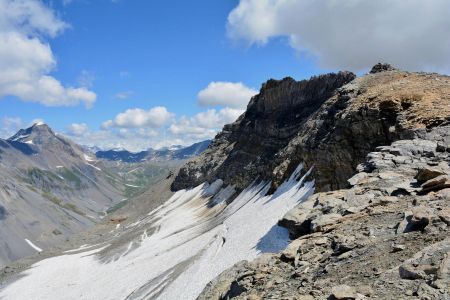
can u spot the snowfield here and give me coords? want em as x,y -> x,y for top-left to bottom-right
0,165 -> 314,300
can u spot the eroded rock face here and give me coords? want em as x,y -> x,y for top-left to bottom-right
173,67 -> 450,193
171,71 -> 356,191
198,126 -> 450,299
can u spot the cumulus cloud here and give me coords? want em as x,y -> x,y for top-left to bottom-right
198,81 -> 257,109
169,108 -> 243,140
67,123 -> 89,136
228,0 -> 450,71
102,106 -> 174,129
74,105 -> 244,151
0,0 -> 97,107
65,126 -> 162,152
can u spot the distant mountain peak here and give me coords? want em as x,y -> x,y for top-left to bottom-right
6,123 -> 84,159
8,122 -> 55,143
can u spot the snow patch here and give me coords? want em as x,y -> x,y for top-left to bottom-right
124,183 -> 140,188
86,163 -> 101,171
11,134 -> 30,142
24,239 -> 42,252
83,154 -> 96,162
64,244 -> 99,253
1,165 -> 314,300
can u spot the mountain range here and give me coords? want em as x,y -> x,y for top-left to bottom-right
1,64 -> 450,300
0,123 -> 209,266
95,140 -> 211,163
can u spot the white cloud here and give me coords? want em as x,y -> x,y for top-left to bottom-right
77,70 -> 95,89
67,123 -> 89,136
65,127 -> 163,152
114,91 -> 134,100
0,116 -> 23,138
102,106 -> 174,129
62,0 -> 74,6
71,105 -> 243,151
169,107 -> 243,140
228,0 -> 450,71
198,81 -> 257,109
0,0 -> 97,107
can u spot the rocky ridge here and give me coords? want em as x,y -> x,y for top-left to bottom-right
199,125 -> 450,300
173,66 -> 450,193
172,71 -> 356,191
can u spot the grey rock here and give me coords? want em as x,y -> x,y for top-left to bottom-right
421,175 -> 450,192
369,63 -> 397,74
310,213 -> 342,232
330,284 -> 357,299
416,166 -> 447,182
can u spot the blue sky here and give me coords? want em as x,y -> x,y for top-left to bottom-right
1,0 -> 449,150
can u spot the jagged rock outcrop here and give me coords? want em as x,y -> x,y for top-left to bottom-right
173,66 -> 450,193
172,71 -> 356,191
369,63 -> 397,74
198,125 -> 450,300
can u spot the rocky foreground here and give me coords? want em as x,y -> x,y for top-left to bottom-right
187,65 -> 450,300
199,125 -> 450,300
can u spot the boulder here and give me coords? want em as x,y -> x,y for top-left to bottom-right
410,206 -> 433,230
416,166 -> 447,182
438,208 -> 450,225
330,284 -> 357,299
311,213 -> 342,232
421,175 -> 450,193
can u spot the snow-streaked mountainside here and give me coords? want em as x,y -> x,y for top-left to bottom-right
95,140 -> 211,163
0,123 -> 125,266
0,123 -> 201,267
0,165 -> 314,300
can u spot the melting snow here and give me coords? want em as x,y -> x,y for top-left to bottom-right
11,134 -> 30,142
24,239 -> 42,252
83,154 -> 96,162
64,244 -> 100,253
86,163 -> 102,171
124,183 -> 141,188
1,165 -> 314,300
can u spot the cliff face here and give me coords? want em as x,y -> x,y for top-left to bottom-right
173,66 -> 450,193
198,126 -> 450,300
171,71 -> 356,191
